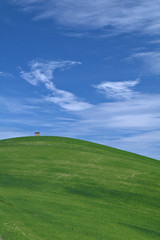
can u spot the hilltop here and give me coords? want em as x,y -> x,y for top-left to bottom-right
0,136 -> 159,240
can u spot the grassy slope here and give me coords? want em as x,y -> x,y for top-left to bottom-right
0,136 -> 159,240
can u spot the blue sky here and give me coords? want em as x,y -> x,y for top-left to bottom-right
0,0 -> 160,160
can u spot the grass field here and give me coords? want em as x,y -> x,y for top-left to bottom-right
0,136 -> 160,240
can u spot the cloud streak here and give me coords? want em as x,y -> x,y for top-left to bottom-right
78,94 -> 160,130
71,93 -> 160,159
132,51 -> 160,75
11,0 -> 160,35
0,96 -> 37,114
0,71 -> 13,78
20,60 -> 92,111
94,79 -> 140,100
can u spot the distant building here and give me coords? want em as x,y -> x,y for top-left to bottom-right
35,132 -> 40,136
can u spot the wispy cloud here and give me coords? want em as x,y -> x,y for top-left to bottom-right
148,39 -> 160,44
94,79 -> 140,100
105,131 -> 160,160
0,96 -> 38,114
0,71 -> 4,76
132,51 -> 160,75
11,0 -> 160,35
20,60 -> 80,86
72,93 -> 160,159
78,94 -> 160,130
20,59 -> 92,111
0,71 -> 13,78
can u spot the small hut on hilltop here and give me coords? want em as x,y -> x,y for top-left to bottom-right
35,132 -> 40,136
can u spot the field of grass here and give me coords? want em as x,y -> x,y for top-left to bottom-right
0,136 -> 160,240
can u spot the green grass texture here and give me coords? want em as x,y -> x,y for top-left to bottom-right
0,136 -> 159,240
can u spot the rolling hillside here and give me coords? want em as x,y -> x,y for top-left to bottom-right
0,136 -> 159,240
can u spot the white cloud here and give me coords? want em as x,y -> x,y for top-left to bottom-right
20,60 -> 80,86
45,93 -> 92,111
132,51 -> 160,75
20,59 -> 92,111
0,71 -> 13,78
11,0 -> 160,35
75,94 -> 160,131
94,79 -> 140,100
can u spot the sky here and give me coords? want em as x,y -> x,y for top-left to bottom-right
0,0 -> 160,160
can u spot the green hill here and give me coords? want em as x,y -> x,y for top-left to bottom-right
0,136 -> 159,240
